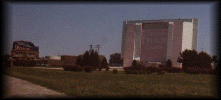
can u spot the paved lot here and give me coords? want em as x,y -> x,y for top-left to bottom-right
3,75 -> 71,99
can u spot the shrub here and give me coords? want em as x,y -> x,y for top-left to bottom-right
173,67 -> 183,73
146,71 -> 151,74
199,68 -> 212,74
123,66 -> 135,74
134,64 -> 145,70
163,67 -> 183,73
84,65 -> 93,72
184,67 -> 200,74
101,57 -> 108,69
73,65 -> 84,72
156,67 -> 165,74
63,65 -> 74,71
113,68 -> 118,74
98,66 -> 102,71
210,69 -> 217,75
132,60 -> 137,66
123,67 -> 132,74
144,66 -> 157,73
123,65 -> 145,74
157,70 -> 165,74
158,64 -> 165,68
106,67 -> 110,71
166,59 -> 172,67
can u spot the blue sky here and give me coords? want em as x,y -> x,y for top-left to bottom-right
5,2 -> 218,61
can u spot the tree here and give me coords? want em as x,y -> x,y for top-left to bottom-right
198,51 -> 212,69
212,55 -> 218,67
100,57 -> 108,70
89,49 -> 94,66
177,49 -> 198,69
83,51 -> 90,66
90,51 -> 100,70
82,49 -> 100,70
109,53 -> 123,66
132,59 -> 137,66
166,59 -> 172,67
76,55 -> 83,66
177,49 -> 213,69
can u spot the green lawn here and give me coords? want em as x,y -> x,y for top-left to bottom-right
4,66 -> 218,98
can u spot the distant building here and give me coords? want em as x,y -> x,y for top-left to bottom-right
42,55 -> 105,67
38,56 -> 63,66
61,55 -> 78,66
121,18 -> 198,67
11,40 -> 39,66
38,55 -> 77,66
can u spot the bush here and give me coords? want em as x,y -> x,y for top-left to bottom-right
123,65 -> 144,74
146,71 -> 151,74
106,67 -> 110,71
158,64 -> 165,68
124,66 -> 132,74
63,65 -> 74,71
123,66 -> 135,74
157,70 -> 165,75
166,59 -> 172,67
98,66 -> 102,71
134,64 -> 145,70
185,67 -> 201,74
199,68 -> 211,74
73,65 -> 84,71
84,65 -> 93,72
210,69 -> 217,75
163,67 -> 183,73
124,64 -> 155,74
113,68 -> 118,74
156,67 -> 164,74
144,66 -> 157,73
132,60 -> 137,66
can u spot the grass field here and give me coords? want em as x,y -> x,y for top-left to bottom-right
4,66 -> 218,98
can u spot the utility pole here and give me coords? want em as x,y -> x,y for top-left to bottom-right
96,45 -> 100,54
89,45 -> 93,53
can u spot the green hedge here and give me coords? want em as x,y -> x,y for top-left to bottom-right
159,67 -> 183,73
124,65 -> 154,74
124,66 -> 184,74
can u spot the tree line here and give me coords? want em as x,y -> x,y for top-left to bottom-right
3,49 -> 218,74
74,49 -> 108,71
177,49 -> 217,69
126,49 -> 218,74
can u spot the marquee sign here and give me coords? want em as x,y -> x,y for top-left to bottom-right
141,22 -> 169,62
12,41 -> 39,51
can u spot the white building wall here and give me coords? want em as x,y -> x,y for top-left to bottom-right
133,23 -> 142,61
166,22 -> 173,60
182,22 -> 193,51
49,56 -> 61,60
192,19 -> 198,51
121,21 -> 127,59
